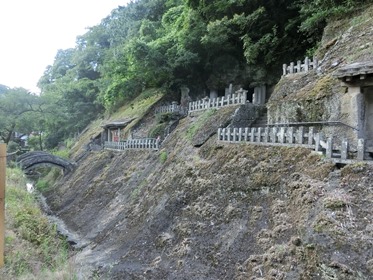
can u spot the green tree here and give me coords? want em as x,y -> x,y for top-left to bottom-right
0,84 -> 9,94
33,0 -> 370,146
297,0 -> 370,35
0,88 -> 43,144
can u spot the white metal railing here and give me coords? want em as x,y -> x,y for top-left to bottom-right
218,126 -> 370,163
189,90 -> 248,113
283,56 -> 319,76
104,138 -> 160,151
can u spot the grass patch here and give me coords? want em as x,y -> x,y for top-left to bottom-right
35,179 -> 49,192
110,88 -> 164,122
34,167 -> 62,193
51,149 -> 70,160
130,179 -> 148,201
0,168 -> 75,279
159,150 -> 168,163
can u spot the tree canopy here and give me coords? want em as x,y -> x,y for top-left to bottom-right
2,0 -> 368,149
0,87 -> 43,145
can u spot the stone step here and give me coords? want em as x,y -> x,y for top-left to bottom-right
251,112 -> 268,127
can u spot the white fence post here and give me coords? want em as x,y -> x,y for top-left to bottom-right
297,127 -> 304,144
341,139 -> 348,160
314,133 -> 321,151
244,128 -> 249,141
257,128 -> 262,143
288,127 -> 294,144
250,128 -> 255,142
296,60 -> 301,73
304,57 -> 310,72
283,64 -> 287,76
357,139 -> 365,160
289,62 -> 294,74
326,137 -> 333,158
308,127 -> 314,146
264,127 -> 269,143
242,91 -> 247,103
271,127 -> 277,143
279,127 -> 285,144
233,128 -> 238,142
313,56 -> 319,70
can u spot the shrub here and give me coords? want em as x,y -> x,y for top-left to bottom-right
149,123 -> 167,138
35,179 -> 49,192
157,112 -> 173,123
298,0 -> 370,34
160,150 -> 168,163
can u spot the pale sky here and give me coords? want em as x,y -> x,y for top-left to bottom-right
0,0 -> 130,93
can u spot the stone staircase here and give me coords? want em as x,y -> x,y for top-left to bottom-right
251,109 -> 268,127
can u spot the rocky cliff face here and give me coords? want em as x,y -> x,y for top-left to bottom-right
45,105 -> 373,279
268,5 -> 373,143
44,7 -> 373,280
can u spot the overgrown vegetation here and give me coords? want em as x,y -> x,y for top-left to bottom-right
1,1 -> 370,149
149,123 -> 167,139
0,168 -> 75,279
298,0 -> 370,35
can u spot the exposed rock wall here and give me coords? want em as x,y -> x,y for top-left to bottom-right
268,73 -> 351,139
268,6 -> 373,143
231,103 -> 265,128
46,110 -> 373,280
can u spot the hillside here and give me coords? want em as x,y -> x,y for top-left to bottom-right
42,6 -> 373,280
46,107 -> 373,279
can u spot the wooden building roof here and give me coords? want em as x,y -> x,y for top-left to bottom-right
101,118 -> 136,129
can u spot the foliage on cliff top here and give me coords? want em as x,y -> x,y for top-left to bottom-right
3,0 -> 370,149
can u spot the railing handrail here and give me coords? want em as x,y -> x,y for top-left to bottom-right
104,138 -> 160,151
155,104 -> 188,114
217,126 -> 370,163
268,121 -> 358,131
188,90 -> 248,113
283,56 -> 318,76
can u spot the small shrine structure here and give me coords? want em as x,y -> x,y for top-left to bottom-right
334,61 -> 373,149
101,118 -> 135,144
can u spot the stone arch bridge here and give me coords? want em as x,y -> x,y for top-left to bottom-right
17,151 -> 76,174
